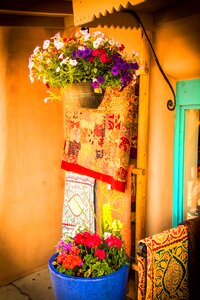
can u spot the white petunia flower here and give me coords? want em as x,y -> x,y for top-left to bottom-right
28,60 -> 34,70
54,40 -> 64,50
60,58 -> 69,66
75,31 -> 80,38
33,46 -> 40,54
78,46 -> 85,50
83,33 -> 90,41
56,67 -> 60,72
116,41 -> 122,48
29,74 -> 34,83
93,37 -> 103,49
53,32 -> 60,39
93,40 -> 101,49
59,53 -> 64,60
43,98 -> 49,103
42,77 -> 47,84
43,40 -> 50,49
108,38 -> 116,46
103,232 -> 111,239
69,59 -> 78,66
132,50 -> 140,57
93,31 -> 104,36
80,28 -> 89,35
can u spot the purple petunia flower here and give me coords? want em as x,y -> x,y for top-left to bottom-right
84,48 -> 92,57
111,66 -> 119,76
56,239 -> 65,250
72,51 -> 77,59
97,76 -> 105,84
78,50 -> 85,58
122,62 -> 130,71
112,53 -> 121,60
63,242 -> 73,252
121,72 -> 132,81
92,81 -> 99,89
77,48 -> 92,59
131,62 -> 139,70
114,61 -> 123,71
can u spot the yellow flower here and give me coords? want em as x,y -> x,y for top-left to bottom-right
111,219 -> 123,232
103,203 -> 112,230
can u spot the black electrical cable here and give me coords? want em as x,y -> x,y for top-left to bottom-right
124,9 -> 176,111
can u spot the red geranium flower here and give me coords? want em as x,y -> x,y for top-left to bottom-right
105,235 -> 122,248
75,232 -> 102,248
100,54 -> 110,63
94,249 -> 106,260
56,253 -> 67,264
70,246 -> 80,256
62,254 -> 83,269
92,49 -> 100,57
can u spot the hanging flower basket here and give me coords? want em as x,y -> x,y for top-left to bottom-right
63,82 -> 105,109
48,252 -> 129,300
28,29 -> 141,104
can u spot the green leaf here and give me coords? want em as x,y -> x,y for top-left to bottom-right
93,68 -> 98,74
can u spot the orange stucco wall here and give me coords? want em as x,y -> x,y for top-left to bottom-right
0,27 -> 65,285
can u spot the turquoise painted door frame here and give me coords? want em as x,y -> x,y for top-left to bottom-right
173,79 -> 200,227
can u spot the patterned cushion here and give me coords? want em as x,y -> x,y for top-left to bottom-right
181,217 -> 200,300
137,225 -> 189,299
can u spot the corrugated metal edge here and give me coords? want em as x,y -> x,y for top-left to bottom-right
72,0 -> 145,26
79,10 -> 140,29
80,11 -> 153,30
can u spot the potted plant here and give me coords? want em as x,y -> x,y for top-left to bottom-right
48,204 -> 130,300
28,28 -> 140,108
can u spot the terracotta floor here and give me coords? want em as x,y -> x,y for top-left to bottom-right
0,268 -> 136,300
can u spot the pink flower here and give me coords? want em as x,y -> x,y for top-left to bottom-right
105,235 -> 122,248
75,232 -> 102,248
86,234 -> 101,248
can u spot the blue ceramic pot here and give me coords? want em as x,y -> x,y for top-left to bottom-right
48,253 -> 129,300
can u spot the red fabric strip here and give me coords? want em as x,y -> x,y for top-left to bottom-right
61,160 -> 126,192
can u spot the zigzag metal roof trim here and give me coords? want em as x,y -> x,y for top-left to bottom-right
79,10 -> 145,30
72,0 -> 145,26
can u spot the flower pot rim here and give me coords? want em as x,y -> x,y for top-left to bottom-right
48,252 -> 130,281
63,82 -> 105,94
